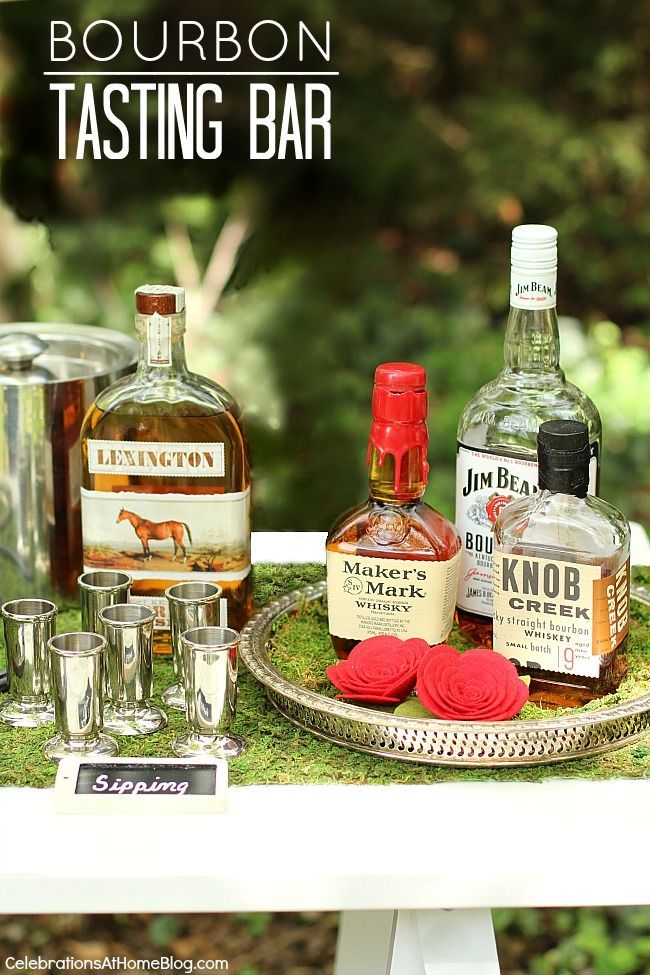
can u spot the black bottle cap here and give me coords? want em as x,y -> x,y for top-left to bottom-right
537,420 -> 590,497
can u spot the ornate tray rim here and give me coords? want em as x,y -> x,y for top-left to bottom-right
240,581 -> 650,767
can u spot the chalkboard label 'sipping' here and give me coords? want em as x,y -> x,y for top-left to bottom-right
55,757 -> 228,815
75,763 -> 217,797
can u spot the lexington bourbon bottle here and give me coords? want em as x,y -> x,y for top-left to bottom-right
456,225 -> 602,647
326,363 -> 461,659
81,285 -> 251,651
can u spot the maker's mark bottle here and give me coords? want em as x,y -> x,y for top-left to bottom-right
80,285 -> 251,650
327,363 -> 461,659
456,225 -> 601,647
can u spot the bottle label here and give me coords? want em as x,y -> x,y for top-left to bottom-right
81,487 -> 251,585
326,549 -> 461,644
510,268 -> 557,309
147,312 -> 172,366
492,553 -> 630,678
455,442 -> 598,617
87,440 -> 225,478
455,444 -> 539,616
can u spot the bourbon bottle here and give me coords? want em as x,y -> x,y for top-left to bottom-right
456,225 -> 602,647
492,420 -> 630,707
80,285 -> 251,651
326,363 -> 461,659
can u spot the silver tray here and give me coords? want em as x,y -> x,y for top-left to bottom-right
240,581 -> 650,767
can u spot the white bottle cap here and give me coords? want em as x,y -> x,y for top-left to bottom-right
511,224 -> 557,271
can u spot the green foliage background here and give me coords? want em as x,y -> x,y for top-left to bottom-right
0,0 -> 648,531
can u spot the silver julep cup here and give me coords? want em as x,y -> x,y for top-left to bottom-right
78,570 -> 132,633
172,626 -> 245,759
163,581 -> 222,711
44,632 -> 118,761
99,603 -> 167,736
0,598 -> 57,727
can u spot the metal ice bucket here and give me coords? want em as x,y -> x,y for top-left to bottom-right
0,323 -> 137,603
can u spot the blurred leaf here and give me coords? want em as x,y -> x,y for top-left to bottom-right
147,915 -> 183,947
236,913 -> 273,938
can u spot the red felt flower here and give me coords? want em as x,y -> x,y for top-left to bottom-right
327,635 -> 430,704
416,646 -> 529,721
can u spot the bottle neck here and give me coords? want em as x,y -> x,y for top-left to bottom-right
539,457 -> 589,498
134,312 -> 189,381
367,444 -> 426,504
503,261 -> 560,373
503,305 -> 561,372
538,487 -> 587,506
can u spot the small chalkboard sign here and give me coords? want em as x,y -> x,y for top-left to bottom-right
54,757 -> 228,814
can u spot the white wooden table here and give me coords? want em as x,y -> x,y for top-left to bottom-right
2,529 -> 650,975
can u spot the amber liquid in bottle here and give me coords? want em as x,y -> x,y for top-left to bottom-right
328,451 -> 461,658
82,406 -> 251,646
455,607 -> 494,648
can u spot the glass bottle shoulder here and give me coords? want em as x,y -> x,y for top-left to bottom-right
495,491 -> 629,562
327,498 -> 461,560
82,372 -> 246,478
458,371 -> 602,455
92,369 -> 238,418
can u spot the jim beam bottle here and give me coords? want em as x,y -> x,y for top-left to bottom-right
492,420 -> 630,707
80,285 -> 251,651
326,363 -> 461,659
456,225 -> 602,646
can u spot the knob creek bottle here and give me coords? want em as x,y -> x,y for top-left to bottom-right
492,420 -> 630,707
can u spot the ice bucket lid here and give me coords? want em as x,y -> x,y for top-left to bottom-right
0,323 -> 138,384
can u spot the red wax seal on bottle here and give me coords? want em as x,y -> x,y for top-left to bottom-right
367,362 -> 430,492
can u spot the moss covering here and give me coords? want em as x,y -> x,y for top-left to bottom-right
1,562 -> 649,789
633,567 -> 650,588
269,585 -> 650,722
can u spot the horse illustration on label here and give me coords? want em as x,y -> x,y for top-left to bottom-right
117,508 -> 193,561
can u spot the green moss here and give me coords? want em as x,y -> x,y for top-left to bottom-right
269,591 -> 650,722
633,566 -> 650,589
1,563 -> 650,788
